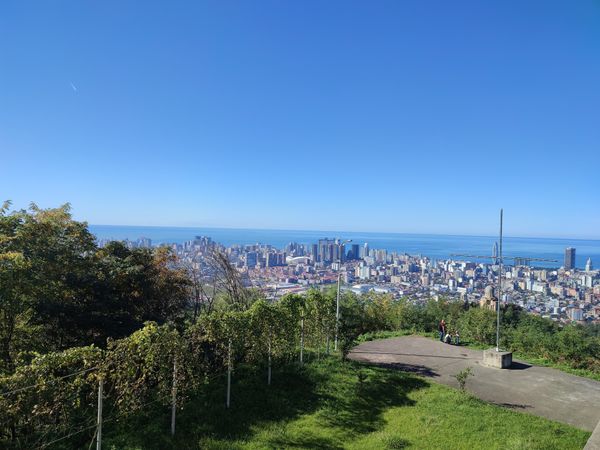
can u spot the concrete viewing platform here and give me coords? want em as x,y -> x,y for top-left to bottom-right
349,335 -> 600,432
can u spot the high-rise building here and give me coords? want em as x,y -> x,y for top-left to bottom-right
375,249 -> 387,263
351,244 -> 360,260
311,244 -> 319,262
569,307 -> 583,322
585,257 -> 593,272
564,247 -> 576,270
318,238 -> 336,264
332,242 -> 340,262
359,265 -> 370,280
246,252 -> 257,268
266,253 -> 277,267
492,242 -> 498,260
338,243 -> 346,263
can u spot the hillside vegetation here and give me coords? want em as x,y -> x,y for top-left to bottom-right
0,203 -> 598,448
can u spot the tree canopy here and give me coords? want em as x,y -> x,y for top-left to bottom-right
0,203 -> 189,371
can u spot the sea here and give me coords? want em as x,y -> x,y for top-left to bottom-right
89,225 -> 600,270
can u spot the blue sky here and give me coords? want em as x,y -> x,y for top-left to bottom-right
1,1 -> 599,238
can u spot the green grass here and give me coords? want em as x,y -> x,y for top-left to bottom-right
506,353 -> 600,382
104,357 -> 590,450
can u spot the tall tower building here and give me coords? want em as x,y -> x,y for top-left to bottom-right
585,257 -> 593,272
564,247 -> 576,270
492,242 -> 498,260
246,252 -> 257,269
338,243 -> 346,263
318,238 -> 335,263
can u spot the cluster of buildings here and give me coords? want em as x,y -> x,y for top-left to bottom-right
101,235 -> 600,325
98,236 -> 153,249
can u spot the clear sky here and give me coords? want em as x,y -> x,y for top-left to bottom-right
1,1 -> 599,238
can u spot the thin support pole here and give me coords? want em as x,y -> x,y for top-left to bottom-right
267,337 -> 272,386
96,378 -> 103,450
334,271 -> 341,351
300,317 -> 304,365
496,209 -> 503,352
226,339 -> 232,408
171,358 -> 177,436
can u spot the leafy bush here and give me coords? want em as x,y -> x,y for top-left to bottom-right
457,308 -> 497,345
0,345 -> 102,448
453,367 -> 474,391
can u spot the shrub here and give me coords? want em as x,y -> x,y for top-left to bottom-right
454,367 -> 473,391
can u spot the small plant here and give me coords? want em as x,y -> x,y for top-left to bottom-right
357,371 -> 368,385
454,367 -> 473,391
384,434 -> 409,449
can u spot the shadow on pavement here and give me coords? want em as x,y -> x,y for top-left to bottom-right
509,361 -> 532,370
355,361 -> 439,378
351,350 -> 472,361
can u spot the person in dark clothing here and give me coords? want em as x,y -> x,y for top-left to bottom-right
438,319 -> 446,342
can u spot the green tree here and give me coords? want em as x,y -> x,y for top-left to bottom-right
0,203 -> 96,366
457,307 -> 496,345
0,203 -> 190,369
304,289 -> 336,355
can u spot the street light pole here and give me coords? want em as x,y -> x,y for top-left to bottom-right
496,209 -> 503,352
334,239 -> 352,352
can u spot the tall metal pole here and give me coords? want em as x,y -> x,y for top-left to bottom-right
496,209 -> 503,352
171,359 -> 177,436
334,270 -> 341,351
96,378 -> 103,450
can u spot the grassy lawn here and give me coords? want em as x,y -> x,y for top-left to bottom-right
104,357 -> 590,450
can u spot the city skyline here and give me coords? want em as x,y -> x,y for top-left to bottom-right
2,1 -> 600,237
88,223 -> 600,271
98,229 -> 599,324
99,230 -> 597,267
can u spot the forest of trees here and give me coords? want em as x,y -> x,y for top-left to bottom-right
1,203 -> 599,448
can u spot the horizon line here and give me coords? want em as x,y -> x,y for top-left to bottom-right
87,223 -> 600,243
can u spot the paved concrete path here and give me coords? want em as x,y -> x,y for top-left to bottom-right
585,420 -> 600,450
349,335 -> 600,432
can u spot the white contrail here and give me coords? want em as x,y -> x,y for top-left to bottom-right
70,82 -> 78,93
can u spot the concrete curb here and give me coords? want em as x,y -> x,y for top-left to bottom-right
584,419 -> 600,450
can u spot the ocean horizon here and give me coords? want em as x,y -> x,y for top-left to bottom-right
89,224 -> 600,270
